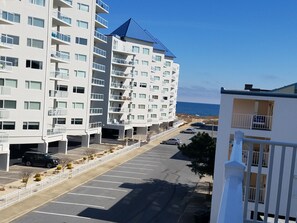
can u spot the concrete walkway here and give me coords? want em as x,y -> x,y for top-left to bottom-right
0,122 -> 208,223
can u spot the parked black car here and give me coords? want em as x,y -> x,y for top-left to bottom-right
22,151 -> 59,168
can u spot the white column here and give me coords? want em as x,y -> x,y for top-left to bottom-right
58,139 -> 68,154
81,134 -> 90,148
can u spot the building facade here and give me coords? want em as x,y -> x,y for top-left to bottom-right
99,19 -> 180,140
211,84 -> 297,222
0,0 -> 109,170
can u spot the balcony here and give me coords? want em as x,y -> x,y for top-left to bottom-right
89,122 -> 102,129
232,113 -> 272,131
242,149 -> 269,168
95,14 -> 108,28
110,83 -> 131,90
94,30 -> 107,43
0,109 -> 9,119
92,62 -> 105,72
93,46 -> 106,58
50,70 -> 69,81
96,0 -> 109,13
0,86 -> 11,96
47,125 -> 66,136
53,0 -> 72,8
51,31 -> 71,45
48,108 -> 67,116
109,107 -> 127,113
90,108 -> 103,115
52,10 -> 71,27
112,58 -> 134,66
50,50 -> 70,63
90,93 -> 104,101
92,78 -> 104,87
0,60 -> 13,73
113,45 -> 135,55
0,34 -> 13,49
243,186 -> 265,203
107,119 -> 131,125
111,70 -> 133,78
0,10 -> 15,25
49,90 -> 68,98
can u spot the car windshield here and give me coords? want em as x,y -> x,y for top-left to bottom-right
44,154 -> 53,159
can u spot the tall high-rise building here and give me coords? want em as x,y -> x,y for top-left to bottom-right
0,0 -> 109,170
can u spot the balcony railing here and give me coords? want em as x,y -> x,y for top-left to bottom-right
47,125 -> 66,135
232,113 -> 272,131
111,70 -> 132,78
242,150 -> 269,168
48,108 -> 67,116
109,107 -> 126,113
49,90 -> 68,98
0,86 -> 11,96
112,58 -> 134,65
51,31 -> 71,43
90,93 -> 104,101
93,46 -> 106,58
92,62 -> 105,72
51,50 -> 70,62
110,83 -> 130,89
94,30 -> 107,43
50,70 -> 69,80
53,0 -> 73,7
0,34 -> 13,48
0,60 -> 13,72
0,109 -> 9,119
95,14 -> 108,27
89,122 -> 102,129
107,119 -> 131,125
96,0 -> 109,13
90,108 -> 103,115
0,10 -> 16,24
92,78 -> 104,87
243,186 -> 265,203
52,10 -> 71,26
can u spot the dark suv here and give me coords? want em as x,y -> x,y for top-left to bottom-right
22,151 -> 59,168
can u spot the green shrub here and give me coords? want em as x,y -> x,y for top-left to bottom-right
56,165 -> 62,170
34,173 -> 41,178
35,176 -> 42,181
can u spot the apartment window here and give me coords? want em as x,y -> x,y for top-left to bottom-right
155,66 -> 161,71
141,72 -> 148,77
27,38 -> 43,49
130,115 -> 134,120
134,71 -> 138,76
163,96 -> 168,100
142,60 -> 149,66
164,79 -> 170,84
164,71 -> 170,76
163,88 -> 169,92
139,83 -> 147,88
72,102 -> 84,109
0,78 -> 17,88
2,34 -> 19,45
23,122 -> 39,130
54,118 -> 66,124
165,61 -> 171,67
162,105 -> 167,108
152,104 -> 158,109
28,16 -> 44,28
75,37 -> 87,45
138,104 -> 145,109
73,86 -> 85,94
132,93 -> 136,98
71,118 -> 83,125
155,55 -> 161,61
75,70 -> 86,78
24,101 -> 41,110
139,94 -> 146,99
0,100 -> 16,109
0,121 -> 15,130
138,115 -> 145,120
77,3 -> 89,11
131,104 -> 135,109
56,85 -> 68,91
151,114 -> 157,118
56,101 -> 67,108
134,59 -> 139,65
29,0 -> 45,6
2,11 -> 20,23
153,86 -> 159,90
152,95 -> 158,99
161,113 -> 167,117
132,46 -> 139,53
154,76 -> 160,81
77,20 -> 88,29
75,54 -> 87,61
25,81 -> 42,90
26,60 -> 43,69
143,48 -> 150,55
0,56 -> 18,66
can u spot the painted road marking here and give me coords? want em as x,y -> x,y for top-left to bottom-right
119,166 -> 154,171
92,179 -> 123,184
33,211 -> 92,220
81,186 -> 128,192
110,170 -> 147,175
51,201 -> 105,209
68,192 -> 116,199
103,175 -> 142,180
125,163 -> 156,167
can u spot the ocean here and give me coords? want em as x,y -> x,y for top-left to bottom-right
176,101 -> 220,116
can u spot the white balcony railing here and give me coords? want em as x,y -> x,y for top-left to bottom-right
51,31 -> 70,43
95,14 -> 108,27
94,30 -> 107,43
93,46 -> 106,57
242,150 -> 269,167
52,10 -> 71,25
0,60 -> 13,72
111,70 -> 132,78
109,107 -> 126,113
48,108 -> 67,116
90,93 -> 104,101
50,70 -> 69,80
92,78 -> 104,86
96,0 -> 109,12
0,86 -> 11,96
90,108 -> 103,115
112,58 -> 134,65
47,125 -> 66,135
0,109 -> 9,119
232,113 -> 272,130
51,50 -> 70,62
92,62 -> 105,72
49,90 -> 68,98
0,34 -> 13,47
89,122 -> 102,129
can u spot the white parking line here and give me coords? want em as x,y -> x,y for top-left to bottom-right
119,166 -> 154,171
33,211 -> 92,220
125,163 -> 156,167
92,179 -> 123,184
111,170 -> 147,175
103,175 -> 142,180
81,186 -> 128,192
68,192 -> 116,199
51,201 -> 105,209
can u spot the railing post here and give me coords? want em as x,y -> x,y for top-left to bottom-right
217,131 -> 246,223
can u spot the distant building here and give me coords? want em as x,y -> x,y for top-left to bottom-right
211,83 -> 297,222
99,18 -> 180,140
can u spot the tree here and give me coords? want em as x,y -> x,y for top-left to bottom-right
178,132 -> 216,179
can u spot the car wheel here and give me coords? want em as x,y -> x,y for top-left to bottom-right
46,163 -> 53,168
25,161 -> 32,166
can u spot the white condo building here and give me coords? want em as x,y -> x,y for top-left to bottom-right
0,0 -> 109,171
98,19 -> 180,140
211,83 -> 297,222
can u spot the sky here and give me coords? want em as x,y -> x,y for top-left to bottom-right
103,0 -> 297,104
